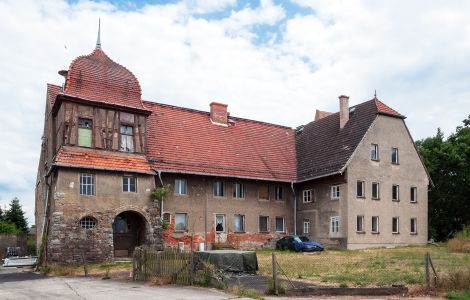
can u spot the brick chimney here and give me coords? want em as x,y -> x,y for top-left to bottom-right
339,95 -> 349,129
210,102 -> 228,126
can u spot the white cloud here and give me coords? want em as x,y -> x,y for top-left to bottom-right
0,0 -> 469,223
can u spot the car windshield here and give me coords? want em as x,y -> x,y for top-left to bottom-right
293,236 -> 302,242
299,236 -> 311,242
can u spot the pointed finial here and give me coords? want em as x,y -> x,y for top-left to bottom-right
96,18 -> 101,49
374,89 -> 377,98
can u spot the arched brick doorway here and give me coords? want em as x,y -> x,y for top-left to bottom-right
112,211 -> 147,258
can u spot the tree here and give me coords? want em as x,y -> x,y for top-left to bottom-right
4,197 -> 28,233
416,115 -> 470,240
0,206 -> 4,221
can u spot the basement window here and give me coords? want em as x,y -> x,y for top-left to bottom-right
123,176 -> 136,192
120,125 -> 134,152
80,216 -> 97,229
78,118 -> 93,147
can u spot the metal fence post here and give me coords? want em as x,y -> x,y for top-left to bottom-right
272,251 -> 278,295
424,252 -> 430,288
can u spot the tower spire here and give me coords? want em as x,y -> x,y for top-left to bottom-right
96,18 -> 101,49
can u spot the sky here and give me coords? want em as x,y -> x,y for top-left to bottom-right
0,0 -> 469,225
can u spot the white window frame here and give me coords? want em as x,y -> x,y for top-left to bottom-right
275,216 -> 285,232
79,216 -> 97,229
392,217 -> 400,234
356,215 -> 364,232
275,186 -> 284,201
303,219 -> 310,234
175,213 -> 188,231
371,143 -> 379,161
330,216 -> 339,234
372,216 -> 380,233
79,173 -> 95,196
233,183 -> 245,199
78,118 -> 93,148
175,179 -> 187,195
410,187 -> 417,203
215,214 -> 226,233
357,181 -> 365,198
410,218 -> 417,234
123,176 -> 137,193
213,181 -> 225,197
259,216 -> 269,232
391,147 -> 399,164
392,185 -> 400,201
234,214 -> 245,232
330,185 -> 340,200
120,125 -> 134,152
303,189 -> 312,203
372,182 -> 380,200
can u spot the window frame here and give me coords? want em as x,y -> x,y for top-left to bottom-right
120,124 -> 134,152
275,216 -> 285,233
356,215 -> 364,233
215,214 -> 226,233
213,180 -> 225,197
259,216 -> 269,233
372,182 -> 380,200
392,217 -> 400,234
258,185 -> 270,201
303,189 -> 313,203
175,179 -> 188,196
79,216 -> 97,229
371,143 -> 379,161
410,218 -> 417,234
391,147 -> 399,164
233,214 -> 245,233
274,186 -> 284,201
330,216 -> 339,234
371,216 -> 380,234
356,181 -> 365,198
303,219 -> 310,234
174,213 -> 188,232
330,185 -> 340,200
232,183 -> 245,199
79,173 -> 95,196
162,212 -> 171,224
78,118 -> 93,148
122,176 -> 137,193
410,187 -> 417,203
392,185 -> 400,201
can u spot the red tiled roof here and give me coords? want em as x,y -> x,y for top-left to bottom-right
374,98 -> 404,118
54,146 -> 153,174
64,48 -> 145,110
145,102 -> 297,181
47,83 -> 62,106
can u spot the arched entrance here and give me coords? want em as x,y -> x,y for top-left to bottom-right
113,211 -> 147,258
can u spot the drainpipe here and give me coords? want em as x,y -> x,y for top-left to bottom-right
291,182 -> 297,235
156,170 -> 164,218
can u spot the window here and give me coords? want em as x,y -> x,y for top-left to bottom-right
258,185 -> 269,200
213,181 -> 225,197
234,214 -> 245,232
392,217 -> 400,234
356,181 -> 365,197
163,213 -> 171,224
80,216 -> 97,229
410,218 -> 417,234
372,182 -> 380,199
391,147 -> 399,164
392,185 -> 400,201
80,173 -> 95,196
215,214 -> 225,232
356,215 -> 364,232
233,183 -> 245,198
78,118 -> 93,147
330,216 -> 339,233
175,213 -> 187,231
259,216 -> 269,232
275,186 -> 284,201
303,219 -> 310,234
410,187 -> 417,203
120,125 -> 134,152
275,217 -> 285,232
175,179 -> 187,195
303,189 -> 312,203
122,176 -> 136,192
371,144 -> 379,161
372,216 -> 380,233
330,185 -> 340,200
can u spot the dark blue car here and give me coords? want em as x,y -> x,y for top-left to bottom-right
275,235 -> 324,252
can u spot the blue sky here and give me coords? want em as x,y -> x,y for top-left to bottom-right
1,0 -> 470,223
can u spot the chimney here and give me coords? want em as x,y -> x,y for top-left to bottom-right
210,102 -> 228,126
315,109 -> 333,121
339,95 -> 349,129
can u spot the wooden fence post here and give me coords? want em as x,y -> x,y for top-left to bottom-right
424,252 -> 430,288
272,251 -> 278,295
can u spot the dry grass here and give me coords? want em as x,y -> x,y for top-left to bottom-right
43,261 -> 132,279
448,237 -> 470,253
257,245 -> 470,287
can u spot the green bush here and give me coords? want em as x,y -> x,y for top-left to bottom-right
0,221 -> 21,234
455,226 -> 470,238
27,237 -> 36,256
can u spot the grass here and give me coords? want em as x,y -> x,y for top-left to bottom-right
447,289 -> 470,300
257,245 -> 470,287
42,261 -> 132,278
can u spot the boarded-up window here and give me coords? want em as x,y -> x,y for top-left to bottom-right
258,185 -> 269,200
120,125 -> 134,152
78,118 -> 92,147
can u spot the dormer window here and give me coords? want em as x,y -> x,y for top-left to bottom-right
120,125 -> 134,152
78,118 -> 93,147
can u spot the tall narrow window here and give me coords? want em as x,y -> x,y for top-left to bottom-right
213,181 -> 225,197
123,176 -> 136,192
356,215 -> 364,232
258,185 -> 269,200
330,185 -> 340,200
391,147 -> 399,164
392,185 -> 400,201
175,213 -> 187,231
357,181 -> 365,197
372,216 -> 380,233
275,217 -> 285,232
330,216 -> 339,233
410,187 -> 417,203
175,179 -> 187,195
234,214 -> 245,232
303,189 -> 312,203
275,186 -> 284,201
392,217 -> 400,234
371,144 -> 379,161
78,118 -> 93,147
215,214 -> 225,232
79,173 -> 95,196
410,218 -> 417,234
163,213 -> 171,224
120,125 -> 134,152
372,182 -> 380,199
233,183 -> 245,198
259,216 -> 269,232
303,219 -> 310,234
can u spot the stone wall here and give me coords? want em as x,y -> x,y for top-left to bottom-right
0,234 -> 27,259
